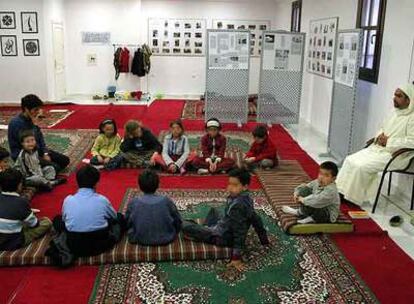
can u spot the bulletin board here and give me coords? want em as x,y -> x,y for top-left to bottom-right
148,18 -> 206,56
328,29 -> 364,162
257,31 -> 306,124
306,17 -> 338,79
212,19 -> 270,57
205,30 -> 250,124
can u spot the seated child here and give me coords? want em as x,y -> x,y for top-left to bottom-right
90,119 -> 123,170
53,165 -> 125,257
0,169 -> 52,251
282,161 -> 340,224
153,119 -> 190,174
14,130 -> 66,190
182,168 -> 269,271
120,120 -> 162,168
190,118 -> 236,175
126,170 -> 182,245
244,125 -> 278,170
0,147 -> 10,172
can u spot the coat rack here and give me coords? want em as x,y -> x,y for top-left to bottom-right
112,43 -> 140,51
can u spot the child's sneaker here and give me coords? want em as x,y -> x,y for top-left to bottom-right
282,206 -> 300,216
197,168 -> 209,175
297,216 -> 315,224
92,165 -> 105,170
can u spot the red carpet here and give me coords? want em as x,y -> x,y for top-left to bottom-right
0,100 -> 413,303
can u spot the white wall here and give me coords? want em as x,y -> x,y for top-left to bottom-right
0,0 -> 48,102
64,0 -> 142,95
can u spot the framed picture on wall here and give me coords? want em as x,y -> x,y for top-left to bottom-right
0,35 -> 18,56
23,39 -> 40,56
0,12 -> 16,29
21,12 -> 38,34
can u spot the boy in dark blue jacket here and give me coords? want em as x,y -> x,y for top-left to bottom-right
182,168 -> 269,271
126,170 -> 182,245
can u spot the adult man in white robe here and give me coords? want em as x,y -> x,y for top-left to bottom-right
336,83 -> 414,206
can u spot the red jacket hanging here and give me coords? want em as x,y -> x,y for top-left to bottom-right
119,47 -> 130,73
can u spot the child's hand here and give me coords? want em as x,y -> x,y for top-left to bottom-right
103,157 -> 111,164
227,260 -> 245,272
97,155 -> 104,163
293,194 -> 299,203
168,164 -> 177,173
297,196 -> 304,203
245,157 -> 256,163
210,162 -> 217,172
43,154 -> 51,162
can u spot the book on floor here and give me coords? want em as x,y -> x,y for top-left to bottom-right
348,210 -> 370,219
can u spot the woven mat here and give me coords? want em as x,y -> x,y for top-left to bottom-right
0,129 -> 97,176
0,108 -> 74,128
257,160 -> 353,234
0,188 -> 241,266
181,100 -> 257,121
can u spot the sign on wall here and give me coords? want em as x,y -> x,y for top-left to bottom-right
81,32 -> 111,44
208,31 -> 249,70
262,32 -> 304,71
306,17 -> 338,79
334,32 -> 361,87
148,18 -> 206,56
212,19 -> 270,57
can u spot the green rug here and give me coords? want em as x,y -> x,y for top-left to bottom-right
89,189 -> 377,304
0,129 -> 97,175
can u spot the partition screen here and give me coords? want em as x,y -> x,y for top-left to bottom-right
205,30 -> 250,124
257,31 -> 305,124
328,29 -> 364,162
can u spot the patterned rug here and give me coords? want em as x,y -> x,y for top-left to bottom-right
0,108 -> 74,128
181,100 -> 257,121
0,129 -> 97,175
89,189 -> 377,304
158,130 -> 252,170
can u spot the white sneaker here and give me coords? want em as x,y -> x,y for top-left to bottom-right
92,165 -> 104,170
282,206 -> 300,216
297,216 -> 315,224
197,168 -> 209,175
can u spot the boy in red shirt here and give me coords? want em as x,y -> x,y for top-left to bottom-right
244,125 -> 278,170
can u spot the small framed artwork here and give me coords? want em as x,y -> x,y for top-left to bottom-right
23,39 -> 40,56
0,12 -> 16,29
0,35 -> 18,56
21,12 -> 38,34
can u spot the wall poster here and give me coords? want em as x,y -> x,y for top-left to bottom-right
334,31 -> 361,87
262,32 -> 304,71
208,30 -> 249,70
307,17 -> 338,78
148,18 -> 206,56
212,19 -> 270,57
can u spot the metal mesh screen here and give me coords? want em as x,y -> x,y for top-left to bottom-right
205,30 -> 250,124
257,31 -> 305,124
257,71 -> 303,124
328,30 -> 363,163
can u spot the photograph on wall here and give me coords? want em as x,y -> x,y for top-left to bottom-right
0,35 -> 18,56
0,11 -> 16,29
21,12 -> 38,34
307,17 -> 338,78
148,18 -> 206,56
212,19 -> 270,57
262,32 -> 304,71
334,31 -> 361,87
208,31 -> 249,70
23,38 -> 40,56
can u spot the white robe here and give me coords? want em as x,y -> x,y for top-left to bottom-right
336,94 -> 414,205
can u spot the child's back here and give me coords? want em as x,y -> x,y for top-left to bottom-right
126,193 -> 181,245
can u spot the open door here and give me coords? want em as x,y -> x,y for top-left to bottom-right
52,22 -> 66,101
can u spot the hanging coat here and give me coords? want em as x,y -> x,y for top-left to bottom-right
131,48 -> 146,77
336,84 -> 414,205
113,47 -> 122,80
142,44 -> 152,74
119,47 -> 130,73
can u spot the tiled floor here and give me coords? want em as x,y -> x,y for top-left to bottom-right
284,120 -> 414,259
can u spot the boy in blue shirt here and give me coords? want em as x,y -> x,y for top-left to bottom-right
126,170 -> 182,245
53,165 -> 125,257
